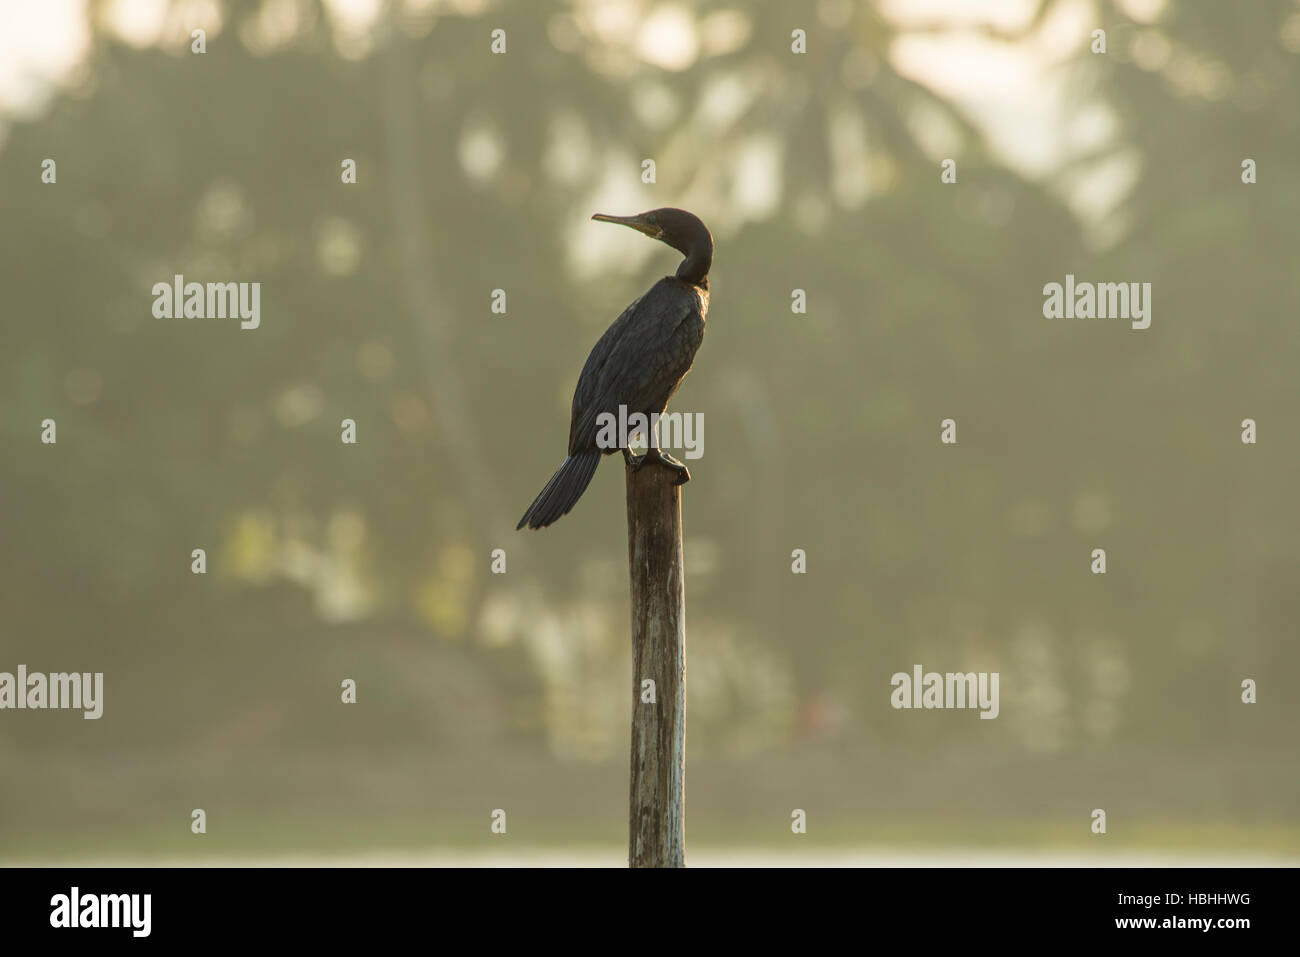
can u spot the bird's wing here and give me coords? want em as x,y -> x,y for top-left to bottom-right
568,280 -> 703,452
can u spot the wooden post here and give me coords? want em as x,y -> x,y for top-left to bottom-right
625,458 -> 686,868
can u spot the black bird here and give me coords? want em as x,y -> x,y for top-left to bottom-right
517,207 -> 713,530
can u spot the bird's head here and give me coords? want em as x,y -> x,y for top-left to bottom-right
591,207 -> 713,281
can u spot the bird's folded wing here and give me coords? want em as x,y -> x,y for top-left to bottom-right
567,282 -> 701,452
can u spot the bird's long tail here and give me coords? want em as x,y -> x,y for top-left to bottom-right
516,451 -> 602,529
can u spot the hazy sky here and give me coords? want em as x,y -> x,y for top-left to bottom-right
0,0 -> 1078,147
0,0 -> 1156,230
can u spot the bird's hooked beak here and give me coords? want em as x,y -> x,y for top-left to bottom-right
592,212 -> 663,239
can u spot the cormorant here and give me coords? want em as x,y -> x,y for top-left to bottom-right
517,207 -> 713,530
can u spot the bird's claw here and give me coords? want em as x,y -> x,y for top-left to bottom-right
631,447 -> 691,485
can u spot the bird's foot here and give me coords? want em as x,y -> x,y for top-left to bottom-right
621,447 -> 643,468
632,447 -> 691,485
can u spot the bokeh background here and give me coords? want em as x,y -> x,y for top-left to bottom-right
1,0 -> 1297,864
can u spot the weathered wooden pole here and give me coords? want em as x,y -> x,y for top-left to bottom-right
625,457 -> 686,868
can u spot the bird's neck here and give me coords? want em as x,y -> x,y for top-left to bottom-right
675,250 -> 711,287
668,217 -> 713,286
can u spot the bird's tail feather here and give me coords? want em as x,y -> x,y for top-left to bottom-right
516,451 -> 602,529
